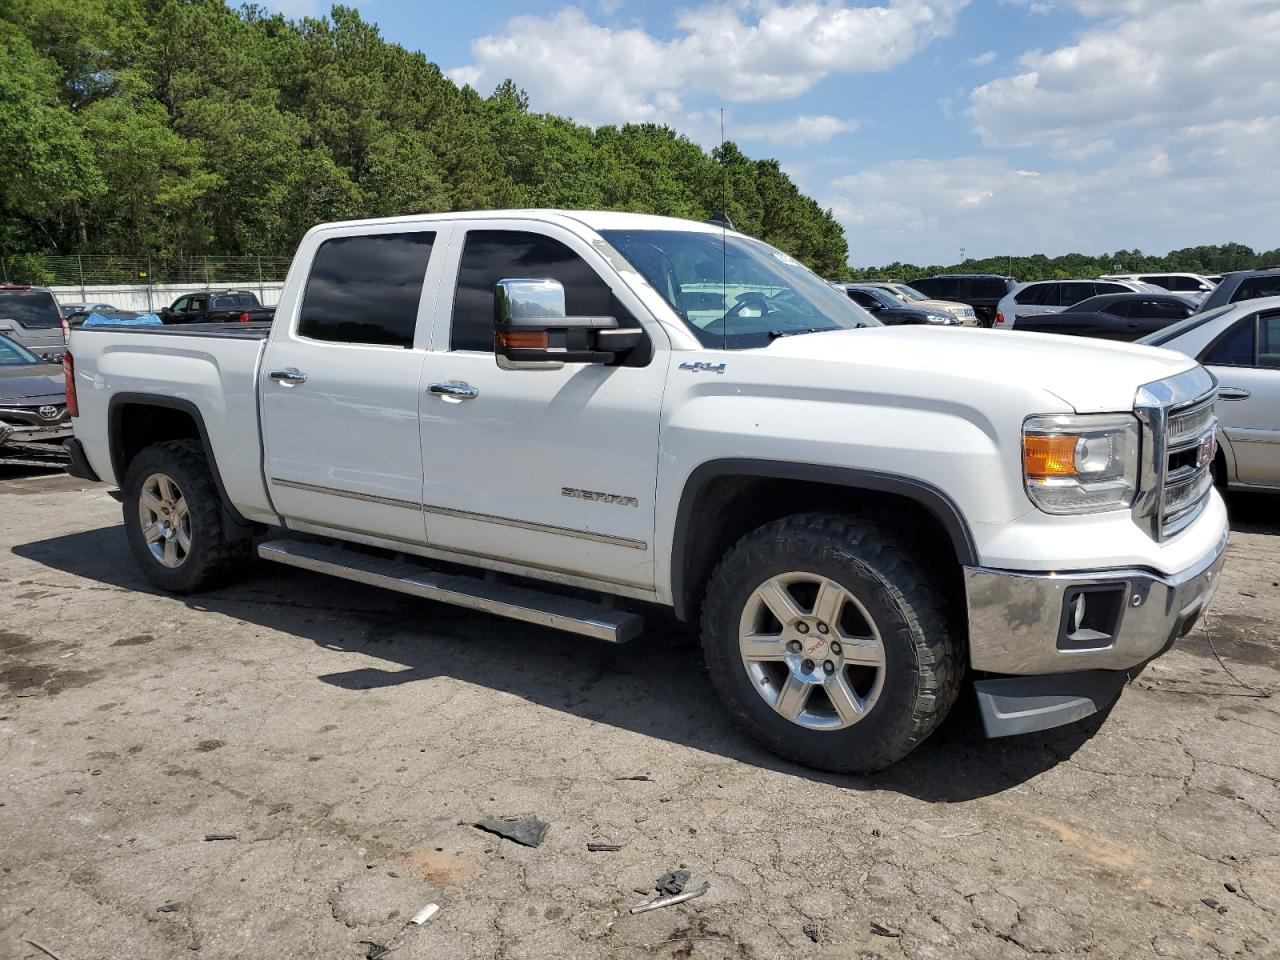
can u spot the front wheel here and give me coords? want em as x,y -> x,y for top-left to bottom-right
122,439 -> 251,593
700,514 -> 961,773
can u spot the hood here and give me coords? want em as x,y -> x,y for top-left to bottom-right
917,298 -> 969,313
759,325 -> 1198,413
0,364 -> 65,403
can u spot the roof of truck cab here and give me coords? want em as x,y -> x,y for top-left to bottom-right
310,210 -> 732,236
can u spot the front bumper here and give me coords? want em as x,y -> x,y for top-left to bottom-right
964,527 -> 1228,675
0,420 -> 73,448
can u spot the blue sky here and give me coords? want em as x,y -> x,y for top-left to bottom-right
262,1 -> 1280,266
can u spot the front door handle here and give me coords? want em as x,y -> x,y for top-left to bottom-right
269,368 -> 307,386
1218,387 -> 1251,401
429,381 -> 479,401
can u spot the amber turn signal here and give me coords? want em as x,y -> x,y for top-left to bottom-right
1023,433 -> 1078,477
495,330 -> 549,349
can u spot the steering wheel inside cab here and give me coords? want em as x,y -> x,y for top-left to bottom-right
724,291 -> 768,319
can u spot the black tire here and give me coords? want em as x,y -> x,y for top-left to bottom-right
699,513 -> 961,773
122,439 -> 251,593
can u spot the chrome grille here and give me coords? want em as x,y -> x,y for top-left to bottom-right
1133,368 -> 1218,541
1159,394 -> 1217,538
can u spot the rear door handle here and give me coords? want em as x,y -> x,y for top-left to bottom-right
1218,387 -> 1251,401
429,381 -> 479,401
269,368 -> 307,386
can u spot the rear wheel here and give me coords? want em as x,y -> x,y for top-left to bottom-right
122,439 -> 251,593
700,514 -> 961,773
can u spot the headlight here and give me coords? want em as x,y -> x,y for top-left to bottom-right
925,314 -> 955,324
1023,413 -> 1140,514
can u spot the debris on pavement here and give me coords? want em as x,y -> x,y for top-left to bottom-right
16,687 -> 43,697
1225,882 -> 1239,893
614,774 -> 652,781
870,921 -> 902,938
586,842 -> 623,852
802,923 -> 820,943
156,901 -> 183,913
1202,897 -> 1221,910
22,939 -> 67,960
203,833 -> 237,841
473,816 -> 548,848
630,880 -> 710,914
909,818 -> 987,839
408,903 -> 439,925
655,868 -> 690,895
360,941 -> 392,960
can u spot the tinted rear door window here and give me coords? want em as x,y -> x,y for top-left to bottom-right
298,232 -> 435,347
0,291 -> 61,328
1014,283 -> 1050,306
1104,300 -> 1135,317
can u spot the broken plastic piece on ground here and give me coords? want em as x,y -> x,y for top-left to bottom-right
156,901 -> 182,913
803,923 -> 820,943
473,816 -> 548,847
408,903 -> 439,925
655,869 -> 690,895
203,833 -> 237,841
360,942 -> 392,960
870,921 -> 902,938
614,775 -> 652,781
629,880 -> 710,914
587,842 -> 623,852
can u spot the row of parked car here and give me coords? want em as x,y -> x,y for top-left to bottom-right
0,284 -> 275,364
830,269 -> 1278,493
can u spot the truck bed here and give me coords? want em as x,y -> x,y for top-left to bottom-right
67,322 -> 276,523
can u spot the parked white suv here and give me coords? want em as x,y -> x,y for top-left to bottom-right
996,279 -> 1159,329
64,210 -> 1229,773
1102,273 -> 1216,303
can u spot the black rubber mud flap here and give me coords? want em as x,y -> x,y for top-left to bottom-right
974,670 -> 1129,738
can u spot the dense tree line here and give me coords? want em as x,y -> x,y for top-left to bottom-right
0,0 -> 849,275
847,242 -> 1280,284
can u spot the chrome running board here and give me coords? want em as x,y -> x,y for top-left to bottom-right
257,538 -> 643,644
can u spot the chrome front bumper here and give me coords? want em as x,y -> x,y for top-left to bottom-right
964,529 -> 1228,675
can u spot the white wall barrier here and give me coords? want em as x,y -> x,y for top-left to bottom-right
49,281 -> 284,313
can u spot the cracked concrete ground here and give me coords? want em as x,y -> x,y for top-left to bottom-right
1,468 -> 1277,960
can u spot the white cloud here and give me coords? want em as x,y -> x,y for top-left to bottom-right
970,50 -> 997,66
449,2 -> 968,126
824,118 -> 1280,264
969,0 -> 1280,153
734,115 -> 860,146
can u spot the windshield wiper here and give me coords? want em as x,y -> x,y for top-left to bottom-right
767,324 -> 864,340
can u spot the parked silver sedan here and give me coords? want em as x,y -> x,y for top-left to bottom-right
1141,297 -> 1280,491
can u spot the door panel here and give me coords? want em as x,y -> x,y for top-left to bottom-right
260,226 -> 451,543
1209,365 -> 1280,487
419,222 -> 665,589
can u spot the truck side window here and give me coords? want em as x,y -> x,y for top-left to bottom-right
451,230 -> 638,352
298,232 -> 435,348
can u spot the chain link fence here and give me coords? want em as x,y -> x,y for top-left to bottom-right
0,254 -> 292,287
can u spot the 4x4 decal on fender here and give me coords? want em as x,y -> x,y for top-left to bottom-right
678,361 -> 726,374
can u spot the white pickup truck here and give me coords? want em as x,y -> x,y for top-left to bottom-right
64,211 -> 1228,772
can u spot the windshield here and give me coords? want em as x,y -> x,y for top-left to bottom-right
0,333 -> 41,365
1137,304 -> 1235,346
0,289 -> 61,328
599,229 -> 878,348
892,284 -> 928,302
